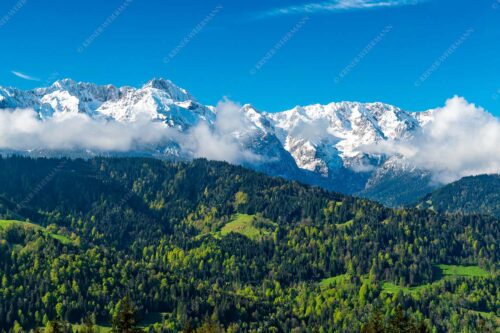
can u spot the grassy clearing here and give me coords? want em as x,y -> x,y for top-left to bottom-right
335,220 -> 353,229
320,274 -> 350,288
220,214 -> 259,239
320,274 -> 372,289
0,220 -> 73,245
437,264 -> 490,277
382,282 -> 430,295
321,265 -> 492,295
381,265 -> 491,295
220,214 -> 276,241
0,219 -> 36,230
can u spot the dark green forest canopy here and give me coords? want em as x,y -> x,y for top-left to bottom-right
417,174 -> 500,219
0,156 -> 498,332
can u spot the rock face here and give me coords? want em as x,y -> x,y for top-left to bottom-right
0,78 -> 439,205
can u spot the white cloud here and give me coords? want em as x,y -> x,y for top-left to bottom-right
180,98 -> 260,163
11,71 -> 40,81
3,96 -> 495,185
0,98 -> 259,164
214,98 -> 248,135
289,118 -> 337,143
361,96 -> 500,183
0,109 -> 176,151
265,0 -> 427,16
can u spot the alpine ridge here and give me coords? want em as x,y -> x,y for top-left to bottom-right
0,78 -> 447,205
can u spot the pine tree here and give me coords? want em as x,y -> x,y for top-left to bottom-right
45,320 -> 68,333
388,305 -> 414,333
79,316 -> 96,333
416,320 -> 431,333
195,317 -> 225,333
361,308 -> 385,333
111,296 -> 143,333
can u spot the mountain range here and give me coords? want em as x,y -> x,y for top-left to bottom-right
0,78 -> 479,206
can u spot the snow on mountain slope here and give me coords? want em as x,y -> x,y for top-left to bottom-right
0,78 -> 437,205
267,102 -> 420,176
412,109 -> 435,127
238,105 -> 302,178
0,86 -> 55,118
34,79 -> 120,117
96,79 -> 215,128
2,78 -> 215,128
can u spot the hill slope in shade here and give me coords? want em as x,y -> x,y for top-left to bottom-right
417,174 -> 500,218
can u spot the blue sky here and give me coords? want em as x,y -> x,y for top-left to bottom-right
0,0 -> 499,115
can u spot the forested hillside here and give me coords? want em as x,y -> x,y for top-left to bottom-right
0,156 -> 498,332
417,174 -> 500,218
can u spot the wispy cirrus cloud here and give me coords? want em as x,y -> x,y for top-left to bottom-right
264,0 -> 427,17
11,70 -> 41,82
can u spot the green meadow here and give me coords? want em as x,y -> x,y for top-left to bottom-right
321,264 -> 493,295
0,220 -> 73,245
220,214 -> 276,241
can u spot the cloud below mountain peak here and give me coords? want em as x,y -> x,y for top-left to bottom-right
0,98 -> 259,165
361,96 -> 500,183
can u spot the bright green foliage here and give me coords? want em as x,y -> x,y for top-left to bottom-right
381,265 -> 492,295
438,265 -> 490,278
74,316 -> 98,333
44,320 -> 72,333
319,274 -> 350,288
0,156 -> 497,333
0,220 -> 72,245
220,214 -> 276,240
335,219 -> 354,229
234,191 -> 248,209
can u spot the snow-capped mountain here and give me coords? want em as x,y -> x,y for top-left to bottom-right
0,78 -> 438,205
266,102 -> 420,174
1,78 -> 215,128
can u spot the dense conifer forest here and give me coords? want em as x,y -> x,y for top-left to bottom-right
417,174 -> 500,219
0,157 -> 498,332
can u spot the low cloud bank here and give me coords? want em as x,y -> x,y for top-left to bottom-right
1,96 -> 498,184
361,96 -> 500,183
180,99 -> 259,163
0,99 -> 257,164
0,109 -> 174,151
